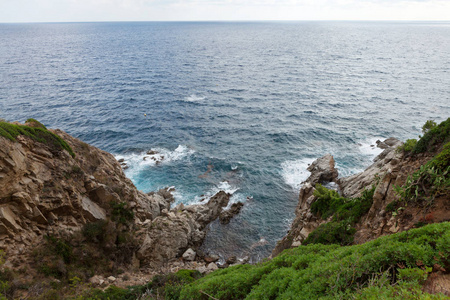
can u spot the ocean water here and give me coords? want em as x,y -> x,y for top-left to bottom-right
1,21 -> 449,262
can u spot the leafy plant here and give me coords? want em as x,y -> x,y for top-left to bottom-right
394,157 -> 449,205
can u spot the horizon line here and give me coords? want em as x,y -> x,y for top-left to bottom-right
1,19 -> 450,25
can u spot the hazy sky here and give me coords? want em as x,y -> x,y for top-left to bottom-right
1,0 -> 450,23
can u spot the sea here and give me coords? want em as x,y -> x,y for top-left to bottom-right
1,21 -> 449,262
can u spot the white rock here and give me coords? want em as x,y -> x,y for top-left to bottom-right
206,262 -> 218,273
107,276 -> 116,282
182,248 -> 196,261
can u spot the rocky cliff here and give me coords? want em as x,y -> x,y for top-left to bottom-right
273,134 -> 450,256
0,120 -> 239,288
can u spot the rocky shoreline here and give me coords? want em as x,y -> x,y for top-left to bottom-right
1,120 -> 449,298
0,121 -> 245,291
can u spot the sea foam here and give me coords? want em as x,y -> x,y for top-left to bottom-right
280,158 -> 315,191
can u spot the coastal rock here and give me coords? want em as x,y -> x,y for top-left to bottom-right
219,202 -> 244,224
204,254 -> 220,263
338,138 -> 403,199
182,248 -> 196,261
272,154 -> 338,256
206,262 -> 218,273
273,137 -> 449,256
0,122 -> 223,276
305,154 -> 339,184
136,191 -> 231,268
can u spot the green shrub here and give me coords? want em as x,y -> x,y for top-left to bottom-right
430,142 -> 450,171
394,153 -> 449,204
307,185 -> 375,246
303,221 -> 356,245
179,222 -> 450,300
82,221 -> 108,242
413,118 -> 450,154
111,202 -> 134,224
45,235 -> 73,264
311,184 -> 347,219
397,139 -> 417,153
422,120 -> 437,134
0,121 -> 75,157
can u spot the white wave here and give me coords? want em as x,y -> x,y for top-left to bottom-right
358,137 -> 385,160
114,145 -> 195,179
280,158 -> 315,191
184,94 -> 206,103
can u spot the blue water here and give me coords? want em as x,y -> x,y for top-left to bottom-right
1,21 -> 449,261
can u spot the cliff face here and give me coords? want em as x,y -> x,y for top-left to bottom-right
0,122 -> 235,280
273,136 -> 450,256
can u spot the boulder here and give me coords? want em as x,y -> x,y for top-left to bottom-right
182,248 -> 196,261
305,154 -> 339,185
204,254 -> 220,263
206,262 -> 218,273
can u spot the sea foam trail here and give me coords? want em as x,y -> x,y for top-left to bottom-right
183,94 -> 206,103
280,158 -> 315,191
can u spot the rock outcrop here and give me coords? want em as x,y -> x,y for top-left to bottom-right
272,154 -> 338,256
136,191 -> 231,269
219,202 -> 244,224
273,136 -> 450,256
0,122 -> 236,273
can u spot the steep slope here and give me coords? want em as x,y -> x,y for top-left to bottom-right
0,120 -> 238,298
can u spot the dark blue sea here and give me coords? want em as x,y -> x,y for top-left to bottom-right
1,21 -> 449,262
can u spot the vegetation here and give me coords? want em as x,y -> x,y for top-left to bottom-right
178,222 -> 450,299
396,118 -> 449,155
397,138 -> 417,152
0,120 -> 75,158
413,118 -> 449,154
111,201 -> 134,225
26,118 -> 47,129
304,184 -> 375,245
390,119 -> 450,213
394,152 -> 449,205
76,269 -> 202,300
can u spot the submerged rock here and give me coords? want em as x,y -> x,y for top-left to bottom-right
219,202 -> 244,224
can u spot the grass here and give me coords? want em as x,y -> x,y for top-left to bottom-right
0,120 -> 75,158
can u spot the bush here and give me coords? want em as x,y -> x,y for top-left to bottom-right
25,118 -> 47,129
413,118 -> 450,154
179,222 -> 450,300
394,144 -> 450,205
422,120 -> 437,134
397,139 -> 417,153
111,202 -> 134,224
303,221 -> 356,245
306,185 -> 375,246
311,184 -> 347,219
82,221 -> 108,243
